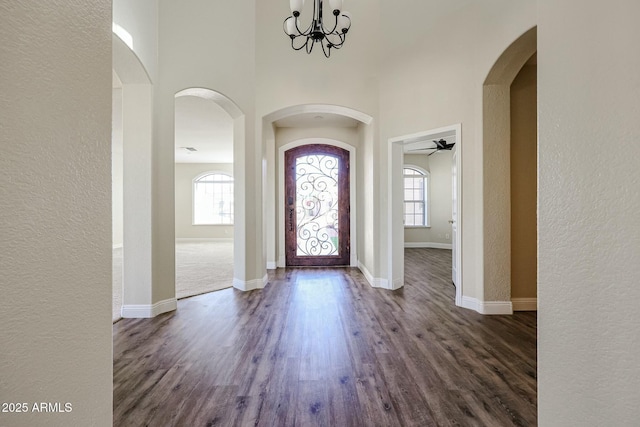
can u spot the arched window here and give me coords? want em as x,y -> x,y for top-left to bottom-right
193,172 -> 234,225
403,166 -> 430,227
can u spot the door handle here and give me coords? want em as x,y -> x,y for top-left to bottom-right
289,208 -> 294,232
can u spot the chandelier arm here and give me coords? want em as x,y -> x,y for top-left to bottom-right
324,32 -> 345,49
306,37 -> 315,54
291,36 -> 310,51
322,14 -> 340,35
321,41 -> 331,58
293,15 -> 314,36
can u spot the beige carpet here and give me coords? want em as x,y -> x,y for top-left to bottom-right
112,240 -> 233,322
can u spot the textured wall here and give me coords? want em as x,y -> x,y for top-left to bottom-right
0,2 -> 112,426
510,64 -> 537,300
538,0 -> 640,424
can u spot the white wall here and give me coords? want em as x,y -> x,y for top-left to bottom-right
175,163 -> 234,239
0,2 -> 112,425
378,0 -> 536,299
112,88 -> 124,247
155,0 -> 258,297
113,0 -> 158,82
538,0 -> 640,424
403,152 -> 453,247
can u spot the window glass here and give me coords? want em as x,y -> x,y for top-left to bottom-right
193,173 -> 234,225
403,167 -> 429,227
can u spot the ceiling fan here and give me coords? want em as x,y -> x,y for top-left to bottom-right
406,139 -> 456,156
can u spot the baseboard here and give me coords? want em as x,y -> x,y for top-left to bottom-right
461,296 -> 513,315
266,261 -> 277,270
176,237 -> 233,243
233,274 -> 268,291
357,261 -> 392,290
512,297 -> 537,311
121,298 -> 177,318
404,242 -> 452,250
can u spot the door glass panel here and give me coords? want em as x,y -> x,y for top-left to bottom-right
295,154 -> 340,256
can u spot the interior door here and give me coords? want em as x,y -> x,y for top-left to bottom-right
451,148 -> 458,285
285,144 -> 350,266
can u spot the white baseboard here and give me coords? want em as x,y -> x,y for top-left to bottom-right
461,296 -> 513,315
176,237 -> 233,243
233,274 -> 268,291
390,277 -> 404,290
404,242 -> 452,250
512,297 -> 537,311
266,261 -> 277,270
358,261 -> 393,290
121,298 -> 177,318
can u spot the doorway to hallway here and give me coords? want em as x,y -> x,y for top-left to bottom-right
284,144 -> 350,266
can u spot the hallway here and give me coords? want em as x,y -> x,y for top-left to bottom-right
113,249 -> 537,426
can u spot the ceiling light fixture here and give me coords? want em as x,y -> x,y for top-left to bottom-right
284,0 -> 352,58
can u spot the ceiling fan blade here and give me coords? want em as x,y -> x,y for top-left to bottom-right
406,147 -> 437,152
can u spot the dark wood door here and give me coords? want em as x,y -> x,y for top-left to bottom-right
285,144 -> 350,266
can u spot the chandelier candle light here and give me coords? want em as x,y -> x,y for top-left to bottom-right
284,0 -> 352,57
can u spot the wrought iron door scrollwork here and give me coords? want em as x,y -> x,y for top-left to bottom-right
295,154 -> 340,256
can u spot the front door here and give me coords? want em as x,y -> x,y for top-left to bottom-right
285,144 -> 350,266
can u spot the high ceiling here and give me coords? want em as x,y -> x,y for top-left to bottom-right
174,95 -> 234,164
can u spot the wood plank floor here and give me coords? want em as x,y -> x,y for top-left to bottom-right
113,249 -> 537,426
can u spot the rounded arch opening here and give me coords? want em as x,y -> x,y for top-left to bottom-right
482,26 -> 537,309
112,31 -> 156,320
263,104 -> 373,272
173,87 -> 244,297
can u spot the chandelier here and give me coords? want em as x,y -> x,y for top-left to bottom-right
284,0 -> 352,58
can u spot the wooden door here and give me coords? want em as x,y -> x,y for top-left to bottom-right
285,144 -> 350,266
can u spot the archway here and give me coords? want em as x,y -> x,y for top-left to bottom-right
112,31 -> 157,319
262,105 -> 377,283
174,88 -> 249,293
173,88 -> 239,297
482,27 -> 537,311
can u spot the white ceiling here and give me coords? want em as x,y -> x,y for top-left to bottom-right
174,95 -> 234,164
274,112 -> 359,128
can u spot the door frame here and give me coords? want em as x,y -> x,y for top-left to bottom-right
387,123 -> 462,305
284,144 -> 350,266
278,138 -> 357,268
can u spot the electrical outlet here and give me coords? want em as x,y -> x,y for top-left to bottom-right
445,233 -> 450,239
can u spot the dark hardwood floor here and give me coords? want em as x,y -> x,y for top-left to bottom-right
113,248 -> 537,426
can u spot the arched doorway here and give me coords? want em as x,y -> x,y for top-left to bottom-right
482,26 -> 537,311
173,88 -> 246,293
174,90 -> 236,298
262,105 -> 375,281
112,31 -> 155,319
